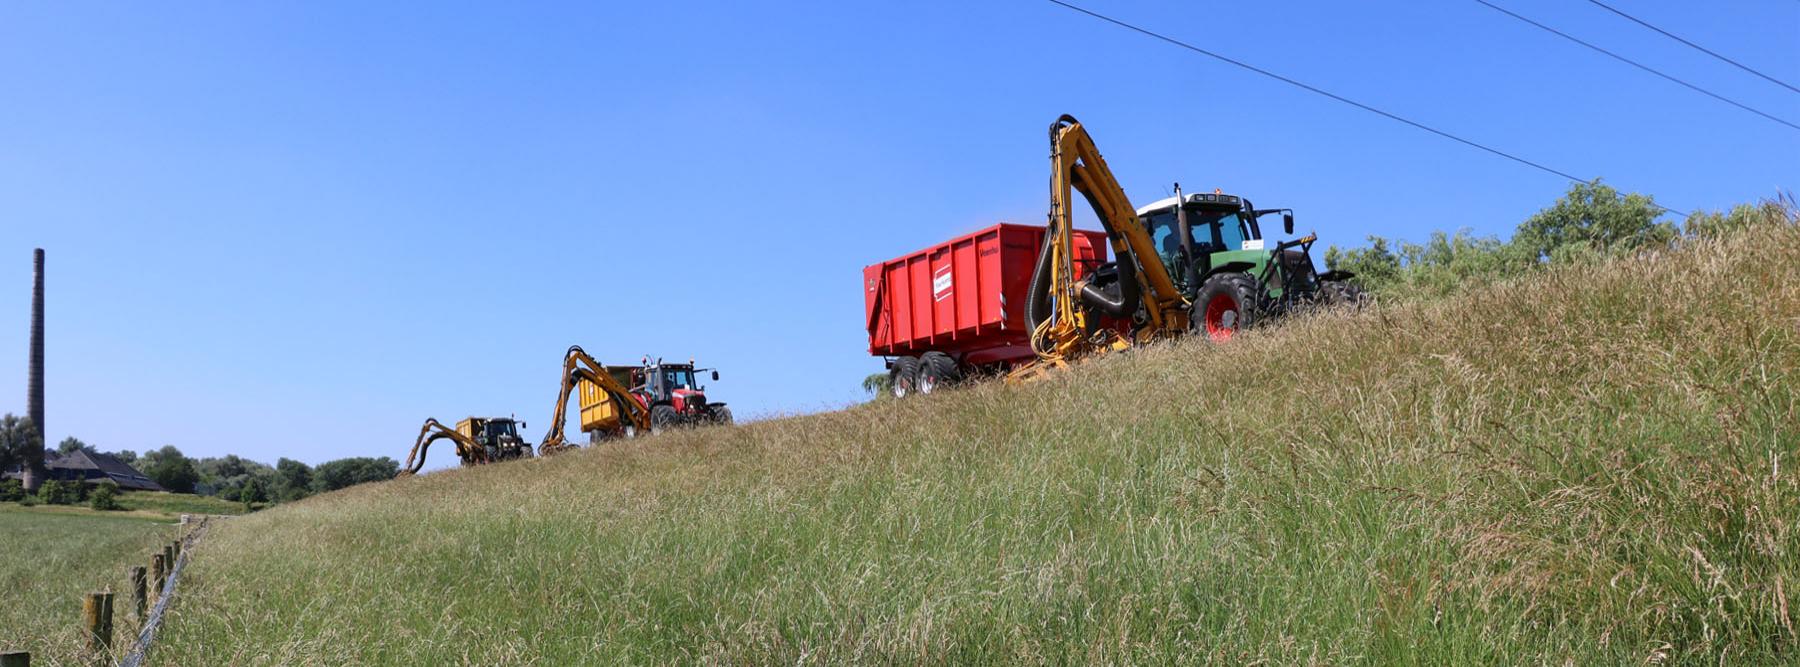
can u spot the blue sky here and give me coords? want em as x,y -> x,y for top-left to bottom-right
1,1 -> 1794,470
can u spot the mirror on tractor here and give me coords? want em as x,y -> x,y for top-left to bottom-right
1283,212 -> 1294,235
712,370 -> 720,381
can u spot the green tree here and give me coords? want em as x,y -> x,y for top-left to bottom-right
1513,179 -> 1674,263
0,414 -> 37,477
1683,198 -> 1797,240
238,477 -> 267,504
0,479 -> 23,502
144,445 -> 200,494
110,449 -> 138,466
861,372 -> 891,398
275,458 -> 314,502
312,457 -> 399,492
57,437 -> 92,456
89,480 -> 121,511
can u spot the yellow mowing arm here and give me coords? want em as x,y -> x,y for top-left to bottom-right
397,418 -> 482,477
1024,115 -> 1189,372
539,345 -> 650,455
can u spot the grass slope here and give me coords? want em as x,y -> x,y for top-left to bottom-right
0,506 -> 177,665
157,223 -> 1797,665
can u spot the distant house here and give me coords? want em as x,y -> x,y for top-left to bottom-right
3,449 -> 165,491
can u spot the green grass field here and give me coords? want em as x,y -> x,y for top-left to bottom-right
0,506 -> 178,666
116,490 -> 256,518
150,220 -> 1798,665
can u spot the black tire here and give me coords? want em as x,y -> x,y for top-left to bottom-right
1319,281 -> 1365,309
1191,273 -> 1260,342
650,404 -> 679,435
917,351 -> 960,394
711,406 -> 733,425
889,357 -> 920,398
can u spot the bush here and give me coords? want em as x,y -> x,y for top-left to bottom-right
0,479 -> 23,502
38,479 -> 83,505
89,481 -> 121,511
18,494 -> 36,507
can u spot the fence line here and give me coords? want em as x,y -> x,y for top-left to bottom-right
118,518 -> 209,667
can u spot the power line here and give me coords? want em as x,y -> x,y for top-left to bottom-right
1037,0 -> 1687,216
1585,0 -> 1800,96
1473,0 -> 1800,132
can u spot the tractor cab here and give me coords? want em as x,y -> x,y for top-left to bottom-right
463,416 -> 531,461
1135,190 -> 1347,302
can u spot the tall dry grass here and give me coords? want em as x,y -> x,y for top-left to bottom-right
153,212 -> 1797,665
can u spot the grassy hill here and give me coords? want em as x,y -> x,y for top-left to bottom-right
153,220 -> 1797,665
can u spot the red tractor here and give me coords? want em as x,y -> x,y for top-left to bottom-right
620,357 -> 732,436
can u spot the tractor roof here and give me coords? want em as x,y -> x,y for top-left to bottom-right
1134,192 -> 1245,216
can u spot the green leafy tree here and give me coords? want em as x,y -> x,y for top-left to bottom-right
312,457 -> 400,493
238,477 -> 267,504
0,414 -> 38,478
110,449 -> 138,466
144,445 -> 200,494
1513,179 -> 1674,263
275,458 -> 314,502
861,372 -> 891,398
1683,197 -> 1797,240
57,437 -> 93,456
0,479 -> 23,502
89,480 -> 121,511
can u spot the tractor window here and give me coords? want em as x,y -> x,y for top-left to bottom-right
486,421 -> 516,439
1143,211 -> 1183,269
664,369 -> 694,390
1205,211 -> 1247,250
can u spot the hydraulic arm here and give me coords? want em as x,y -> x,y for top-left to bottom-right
398,418 -> 487,477
1020,115 -> 1189,374
540,345 -> 651,454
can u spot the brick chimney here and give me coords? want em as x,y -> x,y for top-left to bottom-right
22,248 -> 46,491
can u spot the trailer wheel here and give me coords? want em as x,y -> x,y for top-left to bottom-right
889,357 -> 920,398
917,352 -> 959,394
1192,273 -> 1260,342
650,404 -> 679,435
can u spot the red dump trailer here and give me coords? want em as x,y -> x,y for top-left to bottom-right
863,223 -> 1109,396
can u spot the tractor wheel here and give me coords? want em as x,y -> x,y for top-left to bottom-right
1320,281 -> 1365,309
917,352 -> 959,394
711,406 -> 733,425
1192,273 -> 1260,342
889,356 -> 920,398
650,404 -> 679,435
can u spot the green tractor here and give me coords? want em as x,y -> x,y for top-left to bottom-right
1135,186 -> 1361,340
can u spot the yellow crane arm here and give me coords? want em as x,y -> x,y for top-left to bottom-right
1052,115 -> 1185,310
397,418 -> 482,477
539,345 -> 650,455
1022,115 -> 1189,371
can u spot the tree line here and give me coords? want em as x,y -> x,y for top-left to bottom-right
0,414 -> 395,506
1323,181 -> 1794,299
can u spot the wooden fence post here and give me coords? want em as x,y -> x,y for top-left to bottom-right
151,553 -> 166,598
130,566 -> 147,619
0,651 -> 28,667
82,591 -> 113,654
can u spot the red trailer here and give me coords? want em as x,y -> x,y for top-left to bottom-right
863,223 -> 1109,396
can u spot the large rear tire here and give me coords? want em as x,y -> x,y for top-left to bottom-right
1192,273 -> 1260,342
889,357 -> 920,398
650,404 -> 679,435
917,351 -> 959,394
